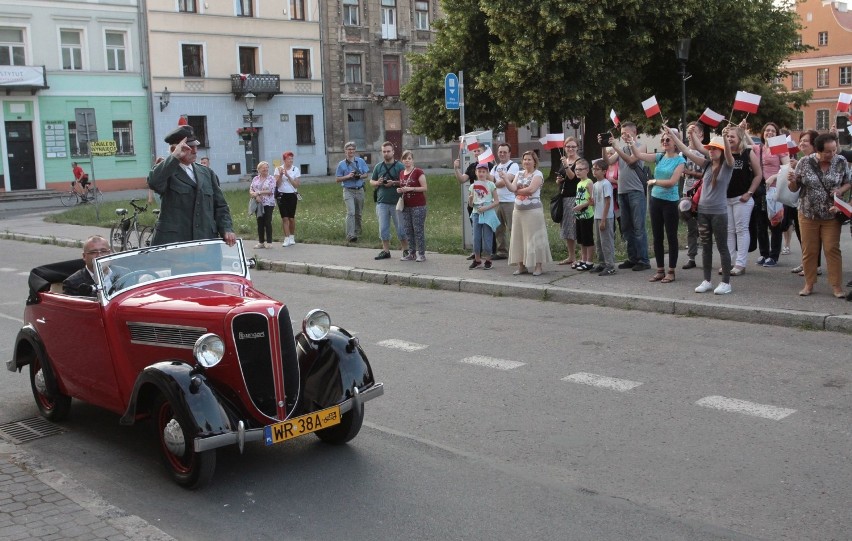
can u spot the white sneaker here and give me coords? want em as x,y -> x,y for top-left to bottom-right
714,282 -> 732,295
288,236 -> 296,245
694,280 -> 713,293
282,238 -> 291,247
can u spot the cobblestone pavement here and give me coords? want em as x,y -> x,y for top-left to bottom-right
0,444 -> 173,541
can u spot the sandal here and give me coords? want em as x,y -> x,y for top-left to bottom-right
649,268 -> 665,282
558,258 -> 575,265
660,268 -> 676,283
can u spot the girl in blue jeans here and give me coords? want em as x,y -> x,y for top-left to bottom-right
468,164 -> 500,269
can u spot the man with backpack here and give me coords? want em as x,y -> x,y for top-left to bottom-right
370,141 -> 409,260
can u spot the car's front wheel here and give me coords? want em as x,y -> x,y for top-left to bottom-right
29,356 -> 71,421
315,402 -> 364,444
154,394 -> 215,489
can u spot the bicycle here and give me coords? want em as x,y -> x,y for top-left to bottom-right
59,180 -> 103,207
109,199 -> 148,252
139,209 -> 160,247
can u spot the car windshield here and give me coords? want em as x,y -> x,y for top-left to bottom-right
95,240 -> 248,299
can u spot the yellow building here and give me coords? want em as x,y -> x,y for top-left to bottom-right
783,0 -> 852,142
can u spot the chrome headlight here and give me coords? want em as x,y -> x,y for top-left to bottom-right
302,309 -> 331,341
193,333 -> 225,368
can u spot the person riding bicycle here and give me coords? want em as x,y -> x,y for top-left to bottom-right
72,162 -> 90,191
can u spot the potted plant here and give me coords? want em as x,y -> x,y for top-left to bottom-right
236,127 -> 258,140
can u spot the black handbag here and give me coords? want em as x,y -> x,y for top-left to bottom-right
549,192 -> 563,223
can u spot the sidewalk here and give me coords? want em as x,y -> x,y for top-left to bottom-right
1,209 -> 851,333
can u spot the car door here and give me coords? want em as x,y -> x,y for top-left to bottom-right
35,294 -> 123,413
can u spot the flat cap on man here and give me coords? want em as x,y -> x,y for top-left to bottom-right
164,125 -> 200,146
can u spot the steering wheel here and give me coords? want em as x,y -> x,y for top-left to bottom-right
108,269 -> 160,295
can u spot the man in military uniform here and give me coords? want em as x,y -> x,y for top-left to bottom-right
148,126 -> 236,246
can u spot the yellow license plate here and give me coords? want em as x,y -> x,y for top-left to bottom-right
263,405 -> 341,445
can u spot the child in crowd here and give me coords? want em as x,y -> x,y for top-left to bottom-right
591,159 -> 616,276
572,159 -> 596,271
468,163 -> 500,269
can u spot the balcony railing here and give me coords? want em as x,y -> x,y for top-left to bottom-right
231,74 -> 282,100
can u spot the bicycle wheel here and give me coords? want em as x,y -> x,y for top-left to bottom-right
109,223 -> 126,252
139,226 -> 155,248
90,188 -> 103,204
124,223 -> 140,250
59,191 -> 78,207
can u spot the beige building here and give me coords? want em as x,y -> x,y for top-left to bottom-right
320,0 -> 447,170
783,0 -> 852,142
144,0 -> 326,179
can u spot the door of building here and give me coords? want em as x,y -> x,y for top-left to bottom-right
383,56 -> 400,97
5,121 -> 36,190
384,109 -> 402,157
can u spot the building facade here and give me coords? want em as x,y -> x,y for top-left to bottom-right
145,0 -> 326,182
1,0 -> 152,192
321,0 -> 447,171
783,0 -> 852,142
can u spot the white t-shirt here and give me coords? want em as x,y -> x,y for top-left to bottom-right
491,160 -> 519,203
276,165 -> 301,194
592,178 -> 614,219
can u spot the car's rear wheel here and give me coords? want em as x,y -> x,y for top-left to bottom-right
315,402 -> 363,444
29,357 -> 71,421
154,394 -> 216,489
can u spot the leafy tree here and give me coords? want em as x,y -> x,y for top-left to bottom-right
403,0 -> 806,158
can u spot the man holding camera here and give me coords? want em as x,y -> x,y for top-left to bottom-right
370,141 -> 409,260
600,122 -> 651,271
335,141 -> 370,242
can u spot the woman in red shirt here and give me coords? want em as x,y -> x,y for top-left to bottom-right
397,150 -> 428,262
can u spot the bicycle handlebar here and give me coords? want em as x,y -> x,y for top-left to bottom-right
129,199 -> 147,213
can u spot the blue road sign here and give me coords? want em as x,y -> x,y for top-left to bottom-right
445,73 -> 459,110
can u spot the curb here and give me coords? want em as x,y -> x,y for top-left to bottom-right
262,258 -> 852,334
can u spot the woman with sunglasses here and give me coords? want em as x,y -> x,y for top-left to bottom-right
630,130 -> 686,283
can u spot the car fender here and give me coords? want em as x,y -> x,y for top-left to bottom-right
296,326 -> 375,412
119,361 -> 233,438
7,325 -> 62,396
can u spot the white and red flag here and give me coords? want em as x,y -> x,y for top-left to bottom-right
610,109 -> 620,126
698,108 -> 724,128
466,138 -> 481,151
786,135 -> 799,156
835,195 -> 852,219
733,91 -> 761,114
767,134 -> 788,156
837,92 -> 852,113
538,134 -> 564,150
642,95 -> 660,118
478,147 -> 494,165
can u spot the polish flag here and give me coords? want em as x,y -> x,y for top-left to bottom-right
177,115 -> 188,126
767,134 -> 788,156
538,134 -> 564,150
837,92 -> 852,113
698,108 -> 724,128
733,91 -> 761,114
466,138 -> 480,151
478,147 -> 494,165
786,136 -> 799,156
642,95 -> 660,118
610,109 -> 620,126
835,195 -> 852,219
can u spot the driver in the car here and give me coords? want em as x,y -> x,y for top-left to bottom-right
63,235 -> 122,296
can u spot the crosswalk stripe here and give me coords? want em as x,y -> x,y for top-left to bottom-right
460,356 -> 525,370
377,339 -> 428,352
562,372 -> 643,392
695,396 -> 796,420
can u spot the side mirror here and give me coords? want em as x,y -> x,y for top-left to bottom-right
245,257 -> 257,269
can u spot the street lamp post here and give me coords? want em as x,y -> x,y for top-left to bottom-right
244,92 -> 256,174
677,39 -> 691,137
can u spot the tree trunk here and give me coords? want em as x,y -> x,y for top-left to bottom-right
584,105 -> 607,166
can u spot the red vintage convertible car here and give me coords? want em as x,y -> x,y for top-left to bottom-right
7,240 -> 383,488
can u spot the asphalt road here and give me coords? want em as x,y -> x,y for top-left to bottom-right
0,240 -> 849,540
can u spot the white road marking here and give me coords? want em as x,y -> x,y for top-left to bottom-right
0,313 -> 24,324
0,268 -> 16,272
695,395 -> 796,420
459,356 -> 525,370
562,372 -> 643,392
17,272 -> 29,276
377,339 -> 428,352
